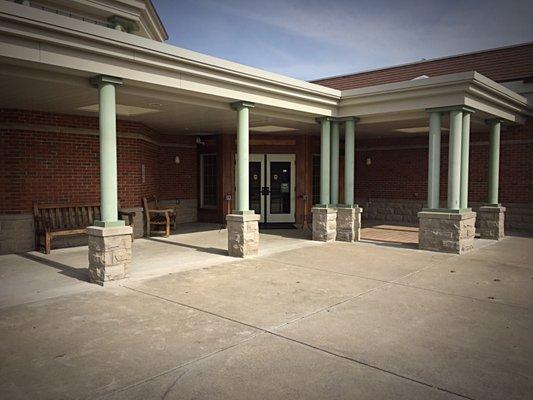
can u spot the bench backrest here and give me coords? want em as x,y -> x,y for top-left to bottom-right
142,195 -> 159,212
33,203 -> 101,231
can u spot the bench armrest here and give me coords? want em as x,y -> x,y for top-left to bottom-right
118,210 -> 135,226
148,209 -> 174,214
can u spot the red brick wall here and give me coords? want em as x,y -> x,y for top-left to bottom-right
355,126 -> 533,204
0,109 -> 198,214
312,42 -> 533,90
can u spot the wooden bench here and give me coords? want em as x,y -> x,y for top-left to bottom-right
143,196 -> 177,237
33,203 -> 135,254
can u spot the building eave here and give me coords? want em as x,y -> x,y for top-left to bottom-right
0,0 -> 340,118
338,72 -> 531,124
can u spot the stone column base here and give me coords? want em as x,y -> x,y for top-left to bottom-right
478,205 -> 506,240
227,213 -> 260,257
336,206 -> 363,242
311,207 -> 337,242
87,225 -> 133,286
418,211 -> 476,254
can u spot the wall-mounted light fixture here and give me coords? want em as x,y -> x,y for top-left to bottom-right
366,157 -> 372,166
174,156 -> 180,165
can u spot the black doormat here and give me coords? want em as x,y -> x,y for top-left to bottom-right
259,223 -> 297,230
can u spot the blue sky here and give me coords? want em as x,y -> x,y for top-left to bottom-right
153,0 -> 533,81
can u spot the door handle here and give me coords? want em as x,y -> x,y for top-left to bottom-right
261,187 -> 270,195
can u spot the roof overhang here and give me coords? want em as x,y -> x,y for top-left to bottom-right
0,0 -> 530,129
338,71 -> 532,124
0,0 -> 340,124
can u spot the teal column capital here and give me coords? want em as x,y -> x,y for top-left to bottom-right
231,101 -> 255,110
337,116 -> 360,123
90,75 -> 123,87
485,118 -> 504,126
426,105 -> 476,114
315,116 -> 334,124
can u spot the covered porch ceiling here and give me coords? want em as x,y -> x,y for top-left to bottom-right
0,63 -> 526,140
0,0 -> 530,141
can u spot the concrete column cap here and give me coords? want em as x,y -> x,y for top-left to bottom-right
226,213 -> 260,222
311,206 -> 337,214
418,211 -> 476,220
87,225 -> 133,237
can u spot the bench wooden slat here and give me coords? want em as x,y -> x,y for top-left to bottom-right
34,202 -> 134,254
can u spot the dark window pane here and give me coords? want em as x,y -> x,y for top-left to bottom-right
270,162 -> 290,214
249,161 -> 262,215
202,154 -> 217,207
312,155 -> 320,205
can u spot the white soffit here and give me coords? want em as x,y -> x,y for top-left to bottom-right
77,104 -> 161,116
250,125 -> 298,133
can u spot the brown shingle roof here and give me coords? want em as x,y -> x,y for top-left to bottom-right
311,42 -> 533,90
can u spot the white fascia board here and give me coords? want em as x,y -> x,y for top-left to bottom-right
340,71 -> 477,99
0,1 -> 339,106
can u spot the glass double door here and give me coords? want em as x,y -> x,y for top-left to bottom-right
249,154 -> 295,223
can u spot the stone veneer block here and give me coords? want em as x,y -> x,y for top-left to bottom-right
478,205 -> 506,240
336,206 -> 363,242
87,225 -> 133,286
226,213 -> 260,257
418,211 -> 476,254
311,207 -> 337,242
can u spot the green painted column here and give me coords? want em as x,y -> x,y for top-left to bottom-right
231,101 -> 255,212
487,119 -> 501,205
319,118 -> 331,205
427,111 -> 441,209
460,112 -> 472,209
330,121 -> 340,205
91,75 -> 124,227
344,118 -> 356,206
447,110 -> 463,210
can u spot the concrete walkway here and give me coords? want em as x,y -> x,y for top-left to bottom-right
0,223 -> 318,308
1,233 -> 532,399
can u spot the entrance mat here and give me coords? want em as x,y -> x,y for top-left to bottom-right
259,223 -> 297,230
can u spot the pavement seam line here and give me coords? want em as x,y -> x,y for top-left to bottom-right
263,257 -> 533,311
120,284 -> 476,400
91,327 -> 265,399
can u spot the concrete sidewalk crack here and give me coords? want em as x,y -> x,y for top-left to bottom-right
119,281 -> 477,400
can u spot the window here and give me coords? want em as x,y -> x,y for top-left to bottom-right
200,154 -> 217,208
312,154 -> 320,205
